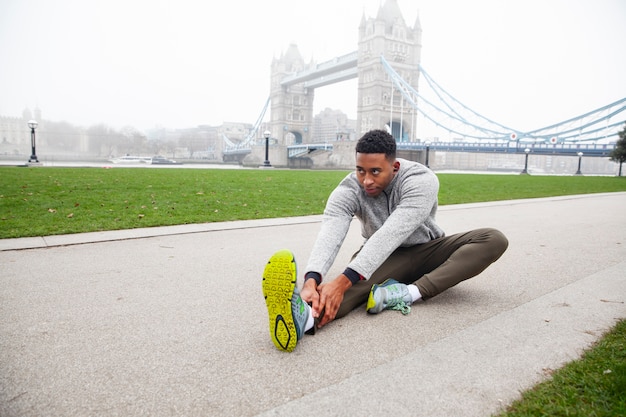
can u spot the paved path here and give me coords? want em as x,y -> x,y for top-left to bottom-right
1,193 -> 625,417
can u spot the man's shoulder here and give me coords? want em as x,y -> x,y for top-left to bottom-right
398,159 -> 435,177
338,171 -> 359,186
331,172 -> 360,197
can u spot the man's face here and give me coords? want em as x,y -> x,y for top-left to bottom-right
355,152 -> 399,197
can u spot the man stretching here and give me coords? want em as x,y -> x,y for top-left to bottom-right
262,129 -> 508,352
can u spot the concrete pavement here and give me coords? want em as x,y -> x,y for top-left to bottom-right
1,193 -> 625,417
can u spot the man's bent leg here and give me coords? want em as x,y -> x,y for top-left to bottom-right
336,246 -> 422,319
334,228 -> 507,318
415,228 -> 508,299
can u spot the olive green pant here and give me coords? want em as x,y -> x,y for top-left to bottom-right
335,227 -> 509,319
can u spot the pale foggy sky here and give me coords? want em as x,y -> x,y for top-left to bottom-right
1,0 -> 625,134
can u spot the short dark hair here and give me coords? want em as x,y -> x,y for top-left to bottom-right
355,129 -> 396,159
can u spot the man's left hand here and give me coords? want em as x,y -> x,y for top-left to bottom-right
317,274 -> 352,327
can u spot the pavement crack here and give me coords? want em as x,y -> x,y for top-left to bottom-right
8,391 -> 27,402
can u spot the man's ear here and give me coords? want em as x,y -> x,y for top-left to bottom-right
393,160 -> 400,172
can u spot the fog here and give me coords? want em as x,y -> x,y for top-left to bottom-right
1,0 -> 624,132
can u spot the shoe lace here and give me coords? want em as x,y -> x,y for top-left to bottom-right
389,301 -> 411,315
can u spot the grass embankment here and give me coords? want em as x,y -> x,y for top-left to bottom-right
496,319 -> 626,417
1,167 -> 625,239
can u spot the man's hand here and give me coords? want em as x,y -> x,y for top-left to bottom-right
317,274 -> 352,327
300,278 -> 321,318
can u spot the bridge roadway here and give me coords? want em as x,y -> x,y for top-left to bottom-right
224,141 -> 615,162
287,141 -> 616,158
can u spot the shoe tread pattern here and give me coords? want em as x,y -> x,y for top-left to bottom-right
262,249 -> 297,352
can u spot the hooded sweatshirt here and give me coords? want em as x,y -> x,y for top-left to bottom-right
304,158 -> 444,282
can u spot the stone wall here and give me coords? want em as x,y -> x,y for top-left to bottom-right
242,145 -> 289,168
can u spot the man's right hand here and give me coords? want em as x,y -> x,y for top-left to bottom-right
300,278 -> 320,318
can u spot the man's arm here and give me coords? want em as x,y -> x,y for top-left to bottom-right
303,177 -> 358,284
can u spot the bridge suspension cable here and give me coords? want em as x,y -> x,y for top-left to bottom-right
223,96 -> 271,151
380,55 -> 626,144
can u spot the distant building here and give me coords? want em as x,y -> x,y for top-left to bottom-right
175,125 -> 218,159
147,121 -> 254,160
312,108 -> 356,142
0,116 -> 30,153
0,108 -> 41,148
0,107 -> 48,155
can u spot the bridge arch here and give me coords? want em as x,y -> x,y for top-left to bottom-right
284,129 -> 303,145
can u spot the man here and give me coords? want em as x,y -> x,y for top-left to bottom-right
262,129 -> 508,352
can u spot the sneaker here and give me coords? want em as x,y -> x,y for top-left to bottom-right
262,249 -> 310,352
366,279 -> 412,315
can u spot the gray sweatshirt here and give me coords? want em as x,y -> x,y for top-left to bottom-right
304,158 -> 444,281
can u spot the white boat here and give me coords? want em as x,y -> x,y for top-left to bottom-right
150,155 -> 180,165
109,156 -> 151,164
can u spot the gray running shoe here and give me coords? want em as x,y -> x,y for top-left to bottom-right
366,278 -> 412,315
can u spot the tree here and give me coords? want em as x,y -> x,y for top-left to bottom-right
120,125 -> 148,156
87,124 -> 121,157
45,121 -> 82,151
609,124 -> 626,177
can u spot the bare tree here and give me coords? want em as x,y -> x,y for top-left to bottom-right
87,124 -> 122,157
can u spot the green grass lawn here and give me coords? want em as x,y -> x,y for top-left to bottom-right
496,319 -> 626,417
1,166 -> 625,239
0,167 -> 346,238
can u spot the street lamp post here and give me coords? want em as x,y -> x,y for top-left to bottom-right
521,148 -> 530,174
28,120 -> 39,163
425,140 -> 431,168
575,152 -> 583,175
262,130 -> 272,168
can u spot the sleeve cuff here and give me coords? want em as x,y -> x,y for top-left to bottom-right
343,267 -> 364,285
304,271 -> 322,285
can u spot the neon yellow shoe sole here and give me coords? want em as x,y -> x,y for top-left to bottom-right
366,286 -> 378,312
262,249 -> 298,352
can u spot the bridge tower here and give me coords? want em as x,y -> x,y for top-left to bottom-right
357,0 -> 422,141
269,44 -> 314,145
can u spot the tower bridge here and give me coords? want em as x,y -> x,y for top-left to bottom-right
223,0 -> 624,168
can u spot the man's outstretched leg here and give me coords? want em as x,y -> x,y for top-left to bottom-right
262,249 -> 314,352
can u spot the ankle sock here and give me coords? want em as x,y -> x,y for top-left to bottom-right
304,307 -> 315,332
407,284 -> 422,303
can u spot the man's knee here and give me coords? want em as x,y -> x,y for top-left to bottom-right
483,228 -> 508,261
